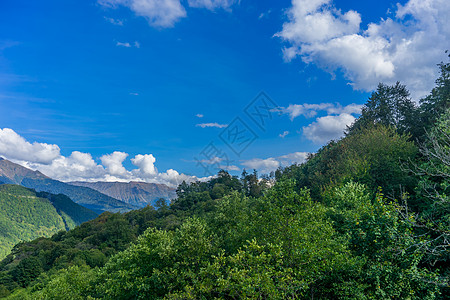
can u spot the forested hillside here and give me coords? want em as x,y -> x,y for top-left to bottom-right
0,185 -> 98,261
0,57 -> 448,299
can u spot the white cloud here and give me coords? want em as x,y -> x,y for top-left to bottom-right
196,114 -> 204,118
276,0 -> 450,99
132,154 -> 157,176
326,103 -> 362,115
280,103 -> 333,120
104,17 -> 124,25
277,102 -> 361,144
242,152 -> 309,174
258,10 -> 271,20
198,156 -> 224,165
116,41 -> 131,47
0,128 -> 60,164
99,0 -> 238,28
220,164 -> 240,171
279,102 -> 362,120
0,128 -> 203,187
242,157 -> 280,174
277,0 -> 361,45
100,151 -> 129,176
23,152 -> 106,183
99,0 -> 186,28
116,41 -> 140,48
196,123 -> 228,128
277,152 -> 309,166
157,169 -> 203,187
302,113 -> 355,144
195,156 -> 240,173
279,131 -> 289,138
188,0 -> 238,10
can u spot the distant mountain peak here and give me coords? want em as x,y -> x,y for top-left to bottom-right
69,181 -> 176,208
0,158 -> 49,183
0,158 -> 137,213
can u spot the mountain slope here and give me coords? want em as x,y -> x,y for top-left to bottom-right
69,181 -> 176,208
36,191 -> 99,228
0,158 -> 137,213
0,184 -> 97,260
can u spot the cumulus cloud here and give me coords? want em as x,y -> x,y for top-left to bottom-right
196,114 -> 204,118
0,128 -> 202,187
276,102 -> 361,144
188,0 -> 238,10
279,102 -> 362,120
99,0 -> 186,28
0,128 -> 60,164
131,154 -> 158,176
157,169 -> 207,187
100,151 -> 129,176
276,0 -> 450,99
242,152 -> 309,174
242,157 -> 280,174
23,152 -> 106,183
196,123 -> 228,128
302,113 -> 355,144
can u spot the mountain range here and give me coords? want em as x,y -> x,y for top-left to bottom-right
0,158 -> 174,261
0,158 -> 177,213
69,181 -> 176,208
0,158 -> 136,213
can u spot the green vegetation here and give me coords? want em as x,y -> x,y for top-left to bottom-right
0,56 -> 448,299
0,185 -> 98,261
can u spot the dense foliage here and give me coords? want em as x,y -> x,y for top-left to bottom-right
0,185 -> 97,261
0,56 -> 449,299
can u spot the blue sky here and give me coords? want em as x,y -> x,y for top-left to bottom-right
0,0 -> 448,186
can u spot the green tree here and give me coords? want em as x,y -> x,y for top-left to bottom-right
349,82 -> 418,136
322,182 -> 439,299
11,257 -> 43,288
280,125 -> 418,200
401,109 -> 450,291
419,52 -> 450,137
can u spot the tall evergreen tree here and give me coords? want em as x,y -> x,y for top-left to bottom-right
419,52 -> 450,137
349,82 -> 418,137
